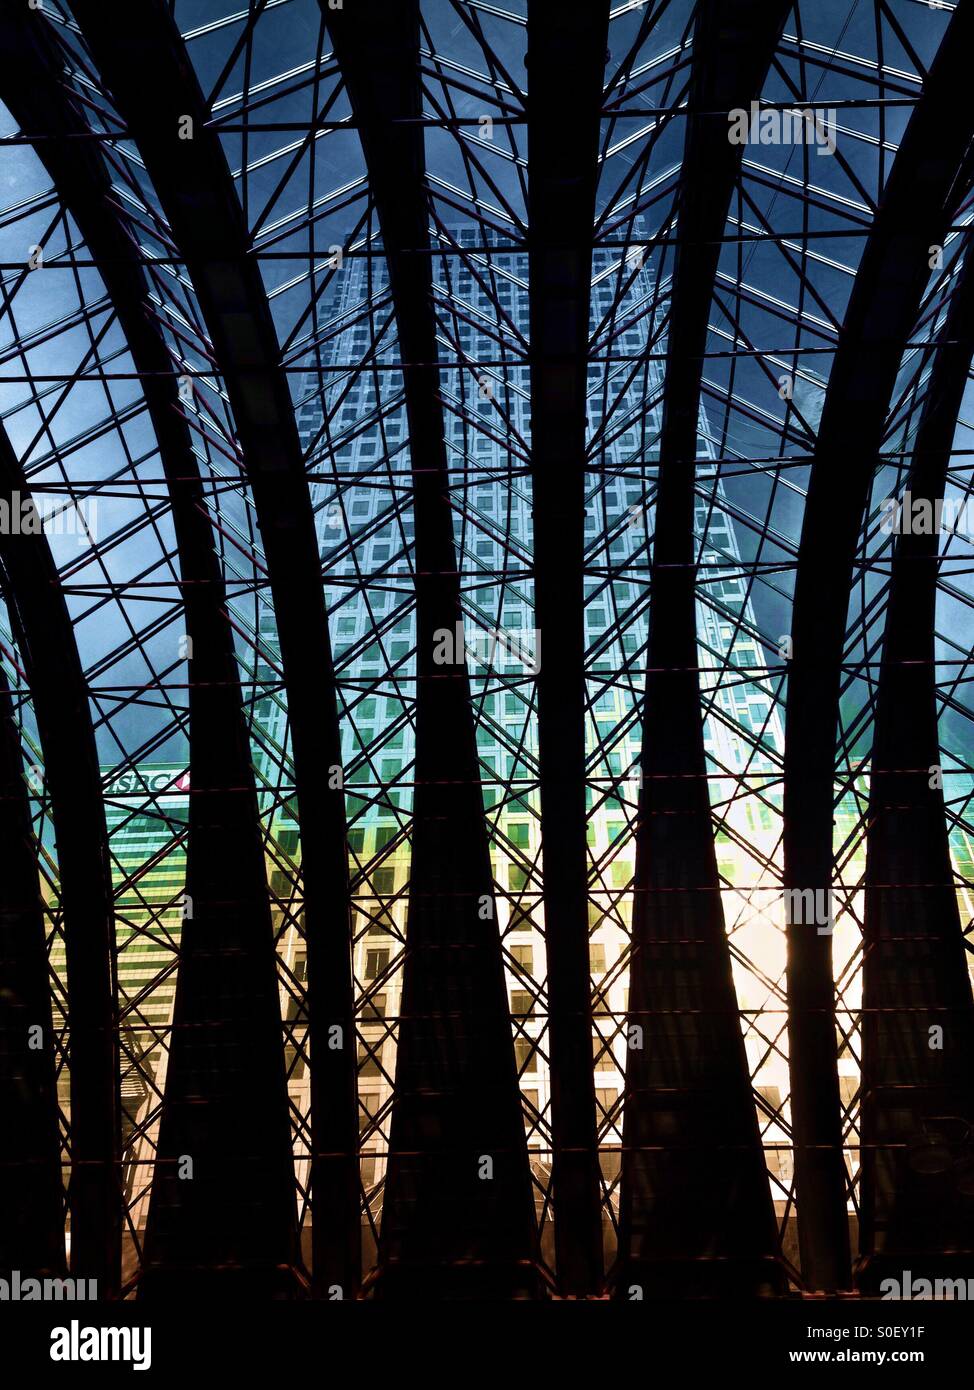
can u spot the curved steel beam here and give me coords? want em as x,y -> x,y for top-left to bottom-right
526,0 -> 610,1295
0,433 -> 119,1296
858,241 -> 974,1291
0,6 -> 303,1297
620,0 -> 790,1299
783,0 -> 974,1293
0,658 -> 64,1280
69,0 -> 358,1295
322,0 -> 538,1298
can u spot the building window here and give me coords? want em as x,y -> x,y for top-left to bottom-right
362,993 -> 387,1021
364,948 -> 389,981
357,1041 -> 383,1078
285,954 -> 308,1023
510,990 -> 535,1019
595,1088 -> 618,1118
276,829 -> 299,856
284,1046 -> 306,1081
511,944 -> 533,972
522,1091 -> 539,1128
371,868 -> 395,896
359,1094 -> 378,1135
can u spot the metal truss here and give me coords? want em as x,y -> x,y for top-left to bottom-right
0,423 -> 119,1293
0,3 -> 301,1297
858,230 -> 974,1290
526,0 -> 610,1296
68,0 -> 358,1294
618,0 -> 791,1299
784,0 -> 974,1292
0,655 -> 64,1278
0,0 -> 972,1303
323,0 -> 537,1297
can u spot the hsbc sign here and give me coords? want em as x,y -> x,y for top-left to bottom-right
104,768 -> 190,798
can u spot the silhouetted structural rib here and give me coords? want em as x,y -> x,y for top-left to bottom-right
858,242 -> 974,1291
0,659 -> 64,1281
619,0 -> 790,1300
0,430 -> 119,1295
323,0 -> 538,1299
784,0 -> 974,1293
526,0 -> 610,1295
70,1 -> 358,1295
0,5 -> 302,1299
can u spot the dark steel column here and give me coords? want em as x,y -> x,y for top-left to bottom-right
0,4 -> 300,1298
620,0 -> 790,1299
858,243 -> 974,1291
0,659 -> 64,1280
784,0 -> 974,1292
70,1 -> 359,1295
0,432 -> 119,1296
323,0 -> 538,1298
526,0 -> 610,1294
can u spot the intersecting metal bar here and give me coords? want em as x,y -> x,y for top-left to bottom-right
858,241 -> 974,1292
0,433 -> 119,1296
70,0 -> 358,1296
0,8 -> 305,1296
0,659 -> 64,1280
323,0 -> 538,1299
784,0 -> 974,1294
620,0 -> 790,1299
526,0 -> 610,1295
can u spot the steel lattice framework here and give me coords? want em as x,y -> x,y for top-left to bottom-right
0,0 -> 972,1302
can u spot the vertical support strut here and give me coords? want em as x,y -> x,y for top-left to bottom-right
0,658 -> 64,1280
0,2 -> 302,1298
619,0 -> 790,1299
858,243 -> 974,1290
70,0 -> 358,1295
0,431 -> 119,1296
323,0 -> 538,1298
783,1 -> 974,1292
526,0 -> 611,1295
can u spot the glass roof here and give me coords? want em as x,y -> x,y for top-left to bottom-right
1,0 -> 972,1298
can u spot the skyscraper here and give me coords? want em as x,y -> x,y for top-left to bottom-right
279,226 -> 801,1255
